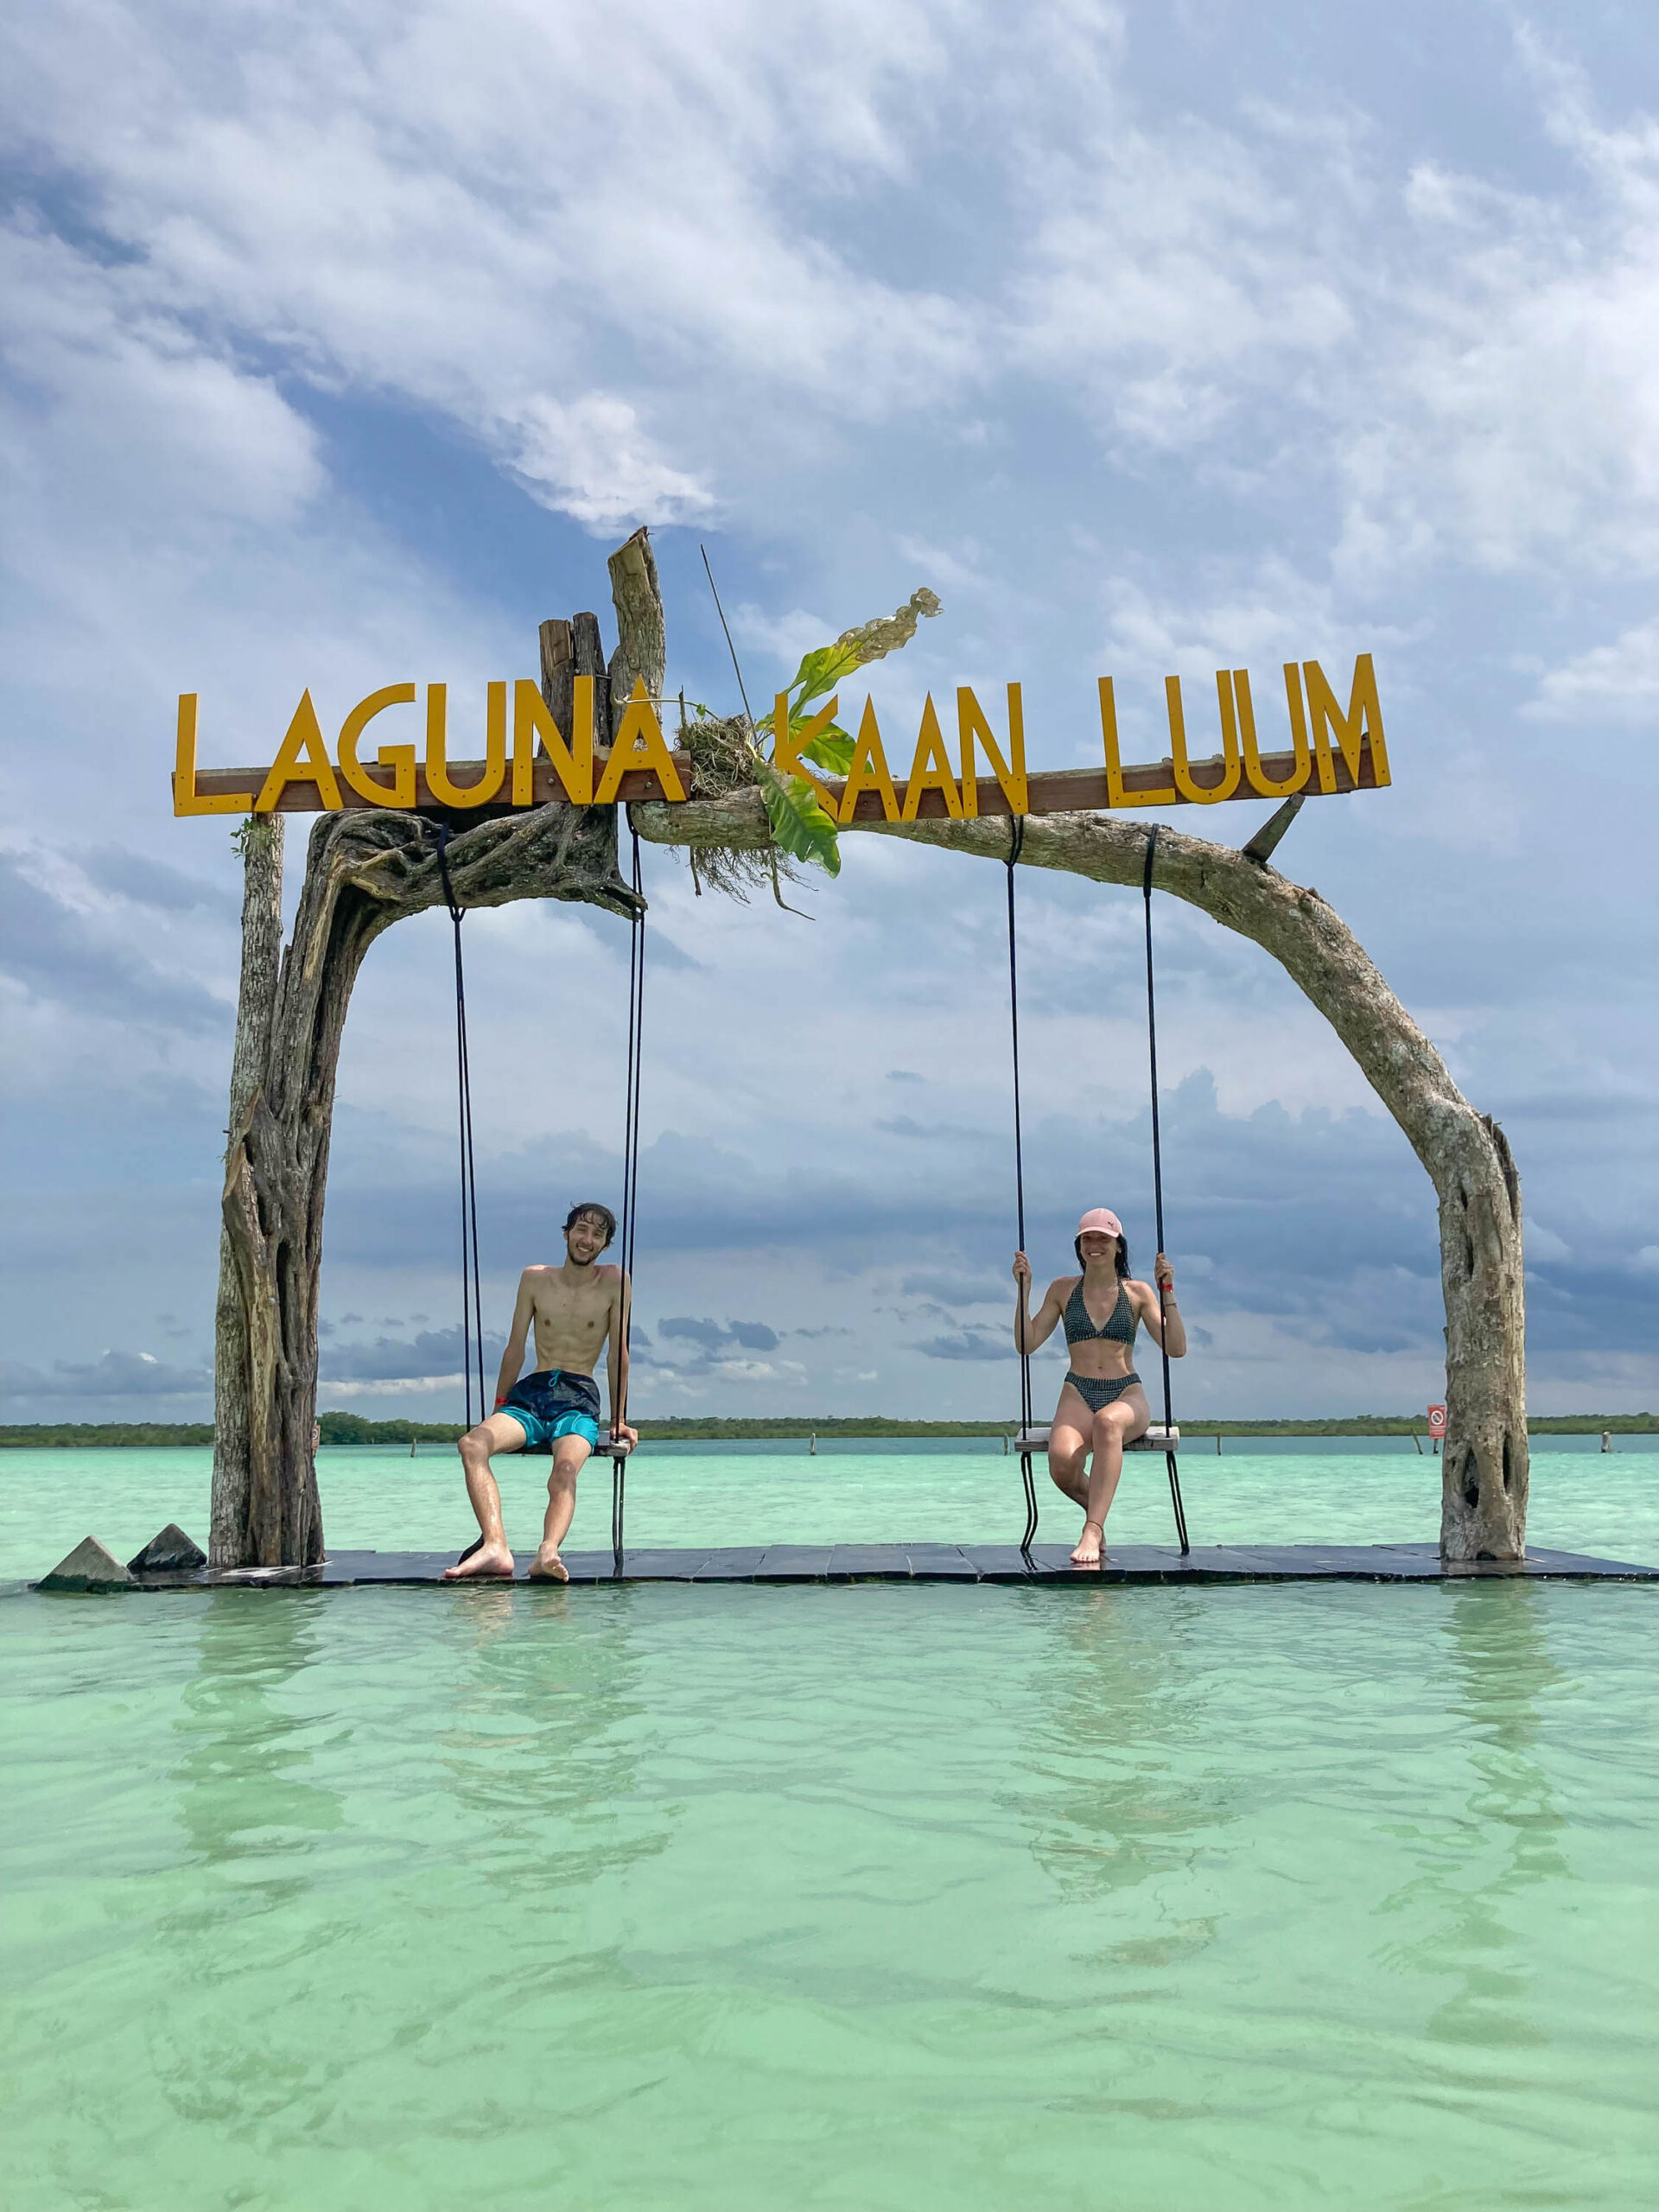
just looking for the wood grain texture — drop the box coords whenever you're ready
[606,527,666,736]
[210,817,286,1568]
[538,617,574,738]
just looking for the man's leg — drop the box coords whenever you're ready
[443,1412,531,1579]
[530,1435,592,1582]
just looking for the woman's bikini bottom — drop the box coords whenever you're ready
[1063,1370,1142,1414]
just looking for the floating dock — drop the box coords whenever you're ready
[30,1541,1659,1591]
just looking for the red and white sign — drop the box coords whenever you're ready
[1427,1403,1447,1440]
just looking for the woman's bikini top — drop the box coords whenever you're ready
[1063,1275,1138,1348]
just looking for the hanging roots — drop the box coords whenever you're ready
[676,710,807,905]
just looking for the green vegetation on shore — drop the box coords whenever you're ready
[0,1422,219,1448]
[3,1410,1657,1447]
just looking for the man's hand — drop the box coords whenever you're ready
[611,1420,639,1451]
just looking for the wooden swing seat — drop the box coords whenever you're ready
[1016,1424,1180,1454]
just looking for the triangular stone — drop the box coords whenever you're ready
[39,1536,133,1592]
[127,1523,207,1573]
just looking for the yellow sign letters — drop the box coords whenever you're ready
[174,658,1386,818]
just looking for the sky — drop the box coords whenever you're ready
[3,0,1658,1427]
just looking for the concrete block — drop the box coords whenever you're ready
[127,1524,207,1573]
[39,1537,133,1592]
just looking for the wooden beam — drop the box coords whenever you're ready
[184,737,1383,817]
[186,753,696,811]
[832,739,1384,820]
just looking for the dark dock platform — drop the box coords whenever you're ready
[43,1541,1659,1590]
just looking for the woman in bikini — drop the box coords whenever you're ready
[1012,1207,1185,1565]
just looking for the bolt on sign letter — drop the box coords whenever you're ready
[174,658,1389,820]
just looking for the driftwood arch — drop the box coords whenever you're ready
[633,791,1526,1563]
[211,539,1525,1569]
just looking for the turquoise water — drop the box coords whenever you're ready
[5,1449,1658,2209]
[8,1438,1659,1577]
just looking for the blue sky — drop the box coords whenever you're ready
[3,0,1658,1425]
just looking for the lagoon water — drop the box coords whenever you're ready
[5,1444,1657,2209]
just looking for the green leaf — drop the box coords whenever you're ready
[787,641,864,707]
[757,760,842,877]
[799,728,855,775]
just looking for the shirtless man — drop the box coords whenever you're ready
[443,1202,638,1583]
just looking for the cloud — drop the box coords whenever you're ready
[658,1315,780,1354]
[900,1271,1004,1306]
[1,1347,211,1402]
[0,851,228,1033]
[0,0,981,559]
[321,1376,465,1399]
[81,847,238,916]
[1525,618,1659,722]
[321,1326,469,1382]
[911,1327,1011,1364]
[503,392,713,531]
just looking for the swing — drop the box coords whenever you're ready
[1006,820,1189,1556]
[435,823,643,1573]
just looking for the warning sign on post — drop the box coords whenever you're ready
[1427,1403,1447,1440]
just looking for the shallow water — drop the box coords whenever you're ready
[7,1437,1659,1579]
[5,1449,1658,2209]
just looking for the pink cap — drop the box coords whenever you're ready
[1077,1208,1123,1239]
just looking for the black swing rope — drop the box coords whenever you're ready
[613,823,646,1567]
[1006,816,1039,1553]
[433,826,488,1434]
[1143,825,1191,1555]
[1006,817,1192,1556]
[439,817,647,1570]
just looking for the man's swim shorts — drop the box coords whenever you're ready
[498,1369,602,1452]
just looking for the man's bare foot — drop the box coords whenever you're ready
[1071,1520,1107,1567]
[528,1547,569,1583]
[443,1541,514,1580]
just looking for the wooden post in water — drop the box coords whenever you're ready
[207,538,662,1567]
[210,816,285,1569]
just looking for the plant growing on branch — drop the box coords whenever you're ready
[696,587,941,882]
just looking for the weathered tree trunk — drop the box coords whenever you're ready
[211,540,665,1568]
[631,792,1529,1560]
[215,803,639,1567]
[605,526,666,730]
[210,817,285,1567]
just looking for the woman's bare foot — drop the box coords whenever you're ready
[443,1541,514,1580]
[1071,1519,1106,1567]
[528,1546,569,1583]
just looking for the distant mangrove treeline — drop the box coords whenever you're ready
[3,1410,1657,1447]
